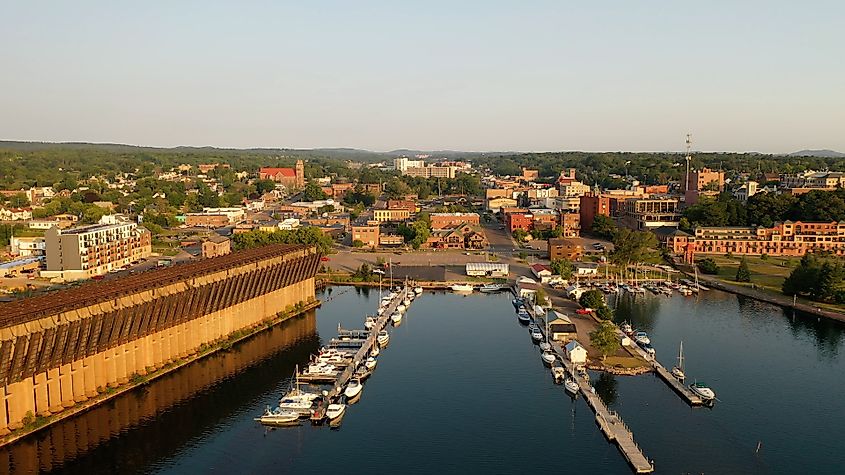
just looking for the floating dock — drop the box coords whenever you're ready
[622,336,704,406]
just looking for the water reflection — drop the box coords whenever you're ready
[613,294,661,332]
[0,311,318,474]
[593,372,619,406]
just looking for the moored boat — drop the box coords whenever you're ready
[564,378,579,395]
[364,356,378,371]
[391,312,403,325]
[450,283,474,293]
[377,330,390,347]
[414,286,423,295]
[255,406,300,426]
[479,283,505,293]
[344,378,363,402]
[541,350,556,365]
[530,327,544,342]
[689,381,716,401]
[633,331,651,345]
[517,309,531,325]
[671,341,686,381]
[326,403,346,421]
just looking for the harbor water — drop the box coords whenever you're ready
[2,286,844,474]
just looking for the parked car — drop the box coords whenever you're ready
[320,256,330,262]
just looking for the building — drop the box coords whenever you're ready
[619,198,681,230]
[686,167,725,205]
[186,207,245,225]
[393,157,425,172]
[548,238,583,261]
[201,234,231,258]
[734,181,759,202]
[549,311,577,341]
[692,221,845,257]
[387,200,417,213]
[198,163,229,174]
[352,223,380,248]
[530,209,559,229]
[504,210,533,233]
[404,164,458,179]
[560,212,581,237]
[42,215,152,281]
[530,263,553,283]
[185,213,231,228]
[781,171,845,189]
[653,226,695,264]
[465,262,509,277]
[378,234,404,247]
[427,224,488,250]
[579,193,610,232]
[0,207,33,221]
[521,168,539,181]
[573,262,599,276]
[486,197,518,213]
[430,212,480,230]
[259,160,305,188]
[278,218,300,230]
[374,208,411,223]
[9,236,46,257]
[564,340,588,364]
[559,180,591,199]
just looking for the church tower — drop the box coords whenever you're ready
[295,160,305,188]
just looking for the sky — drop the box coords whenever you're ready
[1,1,844,153]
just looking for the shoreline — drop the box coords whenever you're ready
[0,299,322,449]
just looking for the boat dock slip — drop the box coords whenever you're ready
[622,334,704,406]
[336,326,371,339]
[326,286,413,399]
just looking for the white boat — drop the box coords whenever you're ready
[391,312,403,325]
[364,316,376,330]
[403,298,411,306]
[539,341,551,352]
[541,350,556,365]
[620,321,633,334]
[278,397,314,415]
[377,330,390,347]
[450,284,474,293]
[564,378,579,395]
[479,283,505,293]
[370,345,380,357]
[414,286,423,295]
[671,341,686,381]
[303,362,338,378]
[689,381,716,401]
[633,331,650,345]
[365,356,378,371]
[344,379,363,401]
[539,317,553,353]
[326,403,346,421]
[255,406,300,426]
[396,304,406,313]
[530,327,544,342]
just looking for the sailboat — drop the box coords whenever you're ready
[539,317,552,351]
[671,341,686,381]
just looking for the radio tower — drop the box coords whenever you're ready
[684,133,692,193]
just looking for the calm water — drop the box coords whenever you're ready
[2,286,844,474]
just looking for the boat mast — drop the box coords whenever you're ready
[678,341,684,372]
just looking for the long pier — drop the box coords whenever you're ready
[326,286,412,399]
[528,306,654,474]
[621,334,704,406]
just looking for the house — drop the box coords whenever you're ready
[516,277,539,302]
[0,207,33,221]
[530,263,554,283]
[466,262,509,277]
[573,262,599,276]
[565,285,586,300]
[201,234,231,258]
[564,340,588,365]
[548,311,577,341]
[548,238,583,261]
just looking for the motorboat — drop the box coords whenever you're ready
[354,364,373,381]
[278,397,315,415]
[364,316,376,330]
[364,356,378,371]
[255,406,300,426]
[551,366,566,384]
[642,343,656,357]
[530,327,544,342]
[403,298,411,306]
[450,284,474,293]
[517,310,531,325]
[620,321,633,334]
[512,298,524,309]
[689,382,716,401]
[633,331,651,345]
[539,341,551,352]
[344,379,363,401]
[391,312,403,325]
[414,286,423,295]
[396,304,406,313]
[377,330,390,347]
[541,350,556,365]
[671,341,686,381]
[479,283,505,293]
[326,403,346,421]
[303,362,338,379]
[564,378,579,396]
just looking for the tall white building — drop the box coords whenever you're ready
[393,157,425,172]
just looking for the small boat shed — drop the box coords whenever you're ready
[549,311,577,341]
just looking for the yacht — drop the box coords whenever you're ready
[278,397,315,415]
[633,331,651,345]
[364,316,376,330]
[403,297,411,306]
[354,364,373,381]
[414,286,423,295]
[512,298,524,309]
[391,312,403,325]
[396,304,406,313]
[377,330,390,347]
[364,356,378,371]
[642,343,656,357]
[326,403,346,421]
[479,283,505,293]
[689,381,716,401]
[255,406,300,426]
[564,378,579,396]
[671,341,686,381]
[344,379,363,401]
[370,345,380,357]
[530,327,544,342]
[541,350,556,365]
[450,284,474,293]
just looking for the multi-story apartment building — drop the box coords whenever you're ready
[548,238,583,261]
[781,171,845,189]
[560,212,581,238]
[430,212,480,230]
[692,221,845,257]
[619,198,681,230]
[9,236,46,257]
[373,208,411,222]
[351,223,380,248]
[42,215,152,281]
[404,164,458,179]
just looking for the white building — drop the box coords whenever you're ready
[573,262,599,276]
[530,263,554,283]
[734,181,759,202]
[278,218,300,230]
[0,208,33,221]
[393,157,425,172]
[200,207,246,223]
[564,340,588,365]
[465,262,509,277]
[10,236,46,257]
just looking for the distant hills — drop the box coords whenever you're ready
[788,149,845,158]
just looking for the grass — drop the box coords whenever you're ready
[604,355,647,369]
[705,255,798,292]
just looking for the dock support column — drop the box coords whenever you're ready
[33,372,51,417]
[47,367,64,413]
[5,378,35,430]
[0,387,10,436]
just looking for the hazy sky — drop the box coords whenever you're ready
[2,1,843,153]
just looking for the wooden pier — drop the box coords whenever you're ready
[622,335,704,406]
[525,303,654,474]
[326,286,413,399]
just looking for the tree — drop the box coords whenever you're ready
[610,228,658,267]
[384,177,413,199]
[255,179,277,195]
[579,289,605,309]
[535,288,549,307]
[352,239,365,248]
[512,229,529,242]
[697,258,719,275]
[589,321,620,362]
[591,215,616,239]
[302,182,327,201]
[8,193,29,208]
[735,256,751,282]
[550,259,574,279]
[595,305,614,320]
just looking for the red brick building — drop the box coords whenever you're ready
[259,160,305,188]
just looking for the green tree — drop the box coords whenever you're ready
[697,258,720,275]
[595,305,614,320]
[535,287,549,306]
[735,256,752,282]
[591,214,616,239]
[579,289,605,309]
[550,259,574,279]
[352,239,365,248]
[8,193,29,208]
[610,228,658,267]
[384,177,413,199]
[302,182,327,201]
[512,228,529,242]
[589,321,620,362]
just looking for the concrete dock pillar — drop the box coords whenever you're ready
[33,372,51,416]
[47,367,64,413]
